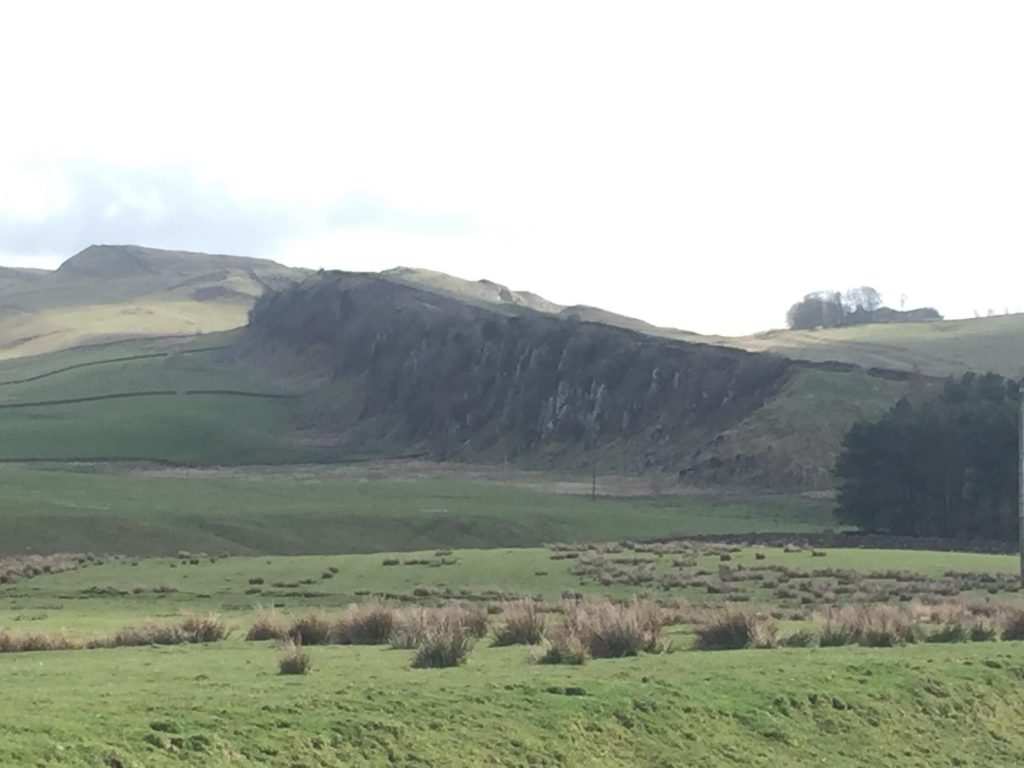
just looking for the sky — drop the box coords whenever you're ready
[0,2,1021,335]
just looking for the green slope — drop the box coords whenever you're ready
[0,335,309,464]
[715,314,1024,379]
[0,244,307,359]
[0,463,831,555]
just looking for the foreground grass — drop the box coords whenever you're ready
[5,545,1024,765]
[1,639,1024,766]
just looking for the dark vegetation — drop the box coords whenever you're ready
[836,372,1020,540]
[787,286,941,330]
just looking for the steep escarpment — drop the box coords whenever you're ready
[244,273,794,477]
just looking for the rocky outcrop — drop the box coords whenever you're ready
[244,272,793,474]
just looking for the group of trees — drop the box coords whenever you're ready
[786,286,941,330]
[835,372,1020,541]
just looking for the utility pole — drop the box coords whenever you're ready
[1019,394,1024,584]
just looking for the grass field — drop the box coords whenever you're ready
[0,335,314,465]
[0,463,832,556]
[3,544,1024,766]
[8,251,1024,765]
[3,543,1021,632]
[3,637,1024,767]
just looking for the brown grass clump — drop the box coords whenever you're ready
[1001,609,1024,641]
[389,607,432,649]
[246,609,291,641]
[694,608,778,651]
[110,623,187,647]
[1,613,231,654]
[110,614,230,647]
[277,640,312,675]
[411,614,474,669]
[180,613,230,643]
[533,624,589,665]
[852,606,918,647]
[816,605,918,648]
[0,630,82,653]
[390,604,490,650]
[331,602,396,645]
[780,629,818,648]
[566,600,663,658]
[289,612,333,646]
[492,600,546,646]
[452,603,490,639]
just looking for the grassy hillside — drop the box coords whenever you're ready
[379,266,1024,380]
[0,288,913,491]
[708,314,1024,379]
[0,256,948,493]
[0,245,307,359]
[689,367,917,488]
[0,335,310,465]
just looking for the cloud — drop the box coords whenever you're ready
[0,1,1020,333]
[0,160,472,267]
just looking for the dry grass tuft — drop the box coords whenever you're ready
[565,599,663,658]
[815,605,918,648]
[0,629,82,653]
[694,608,778,651]
[1001,609,1024,641]
[389,607,432,649]
[246,609,291,641]
[331,601,396,645]
[492,600,546,646]
[533,624,589,665]
[180,613,230,643]
[289,612,333,646]
[411,614,474,669]
[278,640,312,675]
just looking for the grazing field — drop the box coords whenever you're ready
[3,542,1020,633]
[0,335,313,465]
[0,463,832,556]
[3,544,1024,766]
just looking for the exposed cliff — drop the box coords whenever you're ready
[244,272,797,477]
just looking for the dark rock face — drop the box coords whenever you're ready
[245,273,793,474]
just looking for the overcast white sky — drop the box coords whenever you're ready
[0,2,1021,334]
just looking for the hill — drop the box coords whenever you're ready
[717,314,1024,379]
[238,271,914,488]
[380,265,1024,379]
[0,244,308,359]
[0,268,917,490]
[0,246,953,490]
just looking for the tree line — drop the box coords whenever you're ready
[835,372,1020,541]
[787,287,942,330]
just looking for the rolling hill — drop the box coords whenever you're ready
[380,265,1024,379]
[1,243,1017,494]
[0,244,308,359]
[714,314,1024,380]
